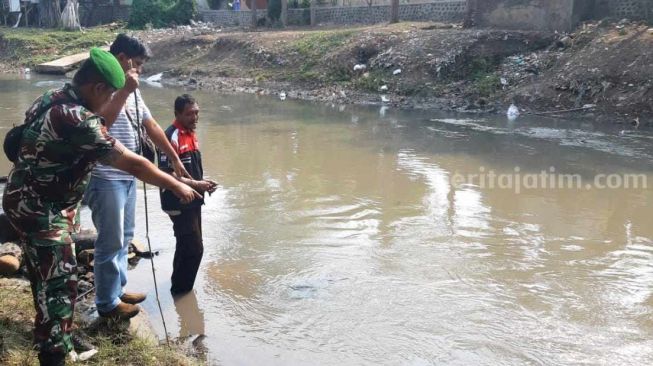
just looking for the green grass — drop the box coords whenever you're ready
[289,30,355,60]
[284,30,355,83]
[350,70,388,92]
[0,283,200,366]
[0,27,123,67]
[472,74,501,97]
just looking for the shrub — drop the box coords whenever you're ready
[268,0,282,22]
[129,0,198,29]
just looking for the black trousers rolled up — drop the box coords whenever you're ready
[169,206,204,295]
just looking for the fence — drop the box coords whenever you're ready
[200,0,466,26]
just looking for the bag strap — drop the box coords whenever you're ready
[24,98,74,129]
[134,91,142,154]
[123,92,145,155]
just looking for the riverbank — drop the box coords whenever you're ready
[1,19,651,124]
[0,276,201,365]
[0,224,203,364]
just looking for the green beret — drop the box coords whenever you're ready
[89,48,125,89]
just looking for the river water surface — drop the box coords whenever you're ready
[1,75,652,365]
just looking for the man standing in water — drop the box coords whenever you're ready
[159,94,217,295]
[2,49,199,366]
[85,34,191,320]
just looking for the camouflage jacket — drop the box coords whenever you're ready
[2,83,120,244]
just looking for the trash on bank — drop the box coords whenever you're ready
[507,104,520,120]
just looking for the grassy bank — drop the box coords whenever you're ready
[0,279,200,366]
[0,26,123,69]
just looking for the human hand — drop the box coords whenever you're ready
[205,179,218,194]
[171,157,191,179]
[124,68,140,93]
[173,182,202,204]
[193,180,216,194]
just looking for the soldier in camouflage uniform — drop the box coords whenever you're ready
[2,49,199,366]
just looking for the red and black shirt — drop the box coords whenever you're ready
[158,120,204,213]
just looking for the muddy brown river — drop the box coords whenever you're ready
[1,75,652,365]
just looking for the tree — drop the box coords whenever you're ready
[61,0,82,31]
[390,0,398,23]
[268,0,282,22]
[310,0,316,26]
[251,0,257,28]
[39,0,62,28]
[281,0,287,26]
[463,0,478,28]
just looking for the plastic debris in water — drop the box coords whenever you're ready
[353,64,367,71]
[279,91,287,100]
[146,72,163,83]
[393,69,402,75]
[500,77,508,86]
[143,73,164,88]
[507,104,520,120]
[379,105,389,117]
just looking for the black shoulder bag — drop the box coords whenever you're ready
[124,92,156,163]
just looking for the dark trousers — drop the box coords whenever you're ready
[169,206,204,294]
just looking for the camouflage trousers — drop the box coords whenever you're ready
[22,238,78,355]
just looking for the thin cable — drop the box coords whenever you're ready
[142,181,170,346]
[135,91,170,346]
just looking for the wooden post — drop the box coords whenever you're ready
[281,0,288,27]
[390,0,398,24]
[310,0,316,27]
[39,0,62,28]
[463,0,478,28]
[251,0,257,29]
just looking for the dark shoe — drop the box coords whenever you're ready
[38,351,65,366]
[70,332,99,361]
[98,302,140,320]
[69,331,98,362]
[120,292,147,304]
[72,332,95,353]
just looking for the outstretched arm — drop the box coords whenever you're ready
[103,148,200,203]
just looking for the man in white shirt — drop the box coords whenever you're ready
[85,34,190,319]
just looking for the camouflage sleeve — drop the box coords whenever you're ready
[72,115,119,162]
